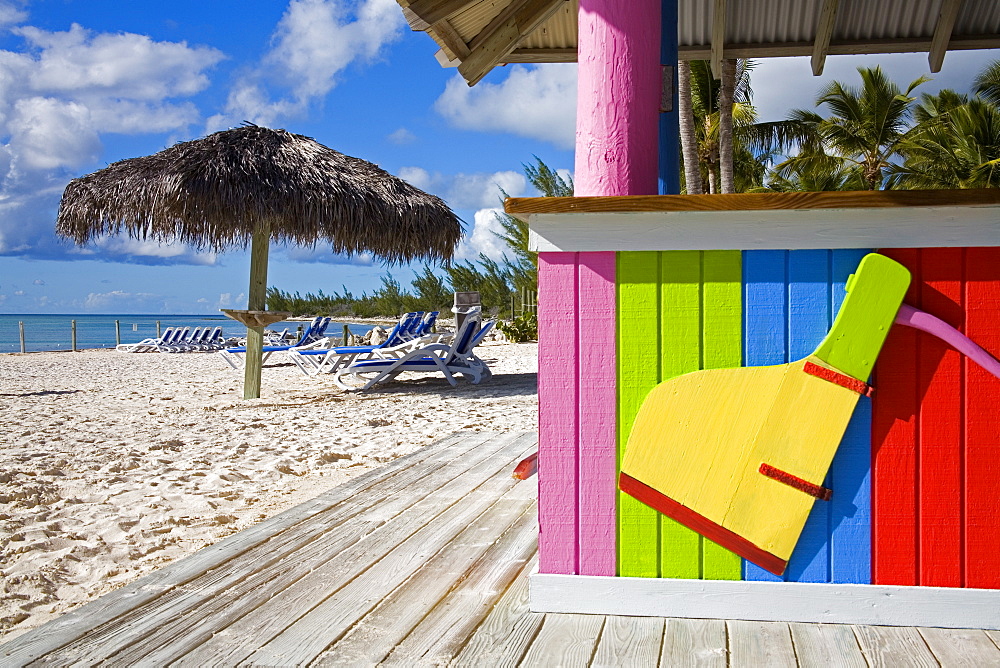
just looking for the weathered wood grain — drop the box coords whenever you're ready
[314,485,538,666]
[727,619,797,667]
[919,627,1000,664]
[450,556,544,668]
[517,613,606,667]
[241,437,536,666]
[853,625,938,667]
[660,618,728,667]
[377,489,538,665]
[590,615,664,667]
[789,622,866,667]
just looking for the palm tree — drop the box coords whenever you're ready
[678,61,703,194]
[973,59,1000,106]
[890,91,1000,189]
[778,66,930,190]
[718,59,737,193]
[681,59,775,193]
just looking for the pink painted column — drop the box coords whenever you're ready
[537,0,661,576]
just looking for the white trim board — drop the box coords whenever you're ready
[526,205,1000,252]
[529,572,1000,630]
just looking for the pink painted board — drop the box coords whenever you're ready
[537,251,580,574]
[577,251,617,576]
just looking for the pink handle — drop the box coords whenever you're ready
[894,303,1000,381]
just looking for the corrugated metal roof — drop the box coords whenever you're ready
[398,0,1000,84]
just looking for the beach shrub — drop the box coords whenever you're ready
[498,313,537,342]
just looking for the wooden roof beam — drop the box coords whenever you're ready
[810,0,840,76]
[929,0,963,73]
[711,0,727,77]
[400,0,470,27]
[459,0,567,86]
[430,19,471,61]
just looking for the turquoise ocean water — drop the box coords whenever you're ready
[0,314,372,353]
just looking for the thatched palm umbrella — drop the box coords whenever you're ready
[57,125,462,398]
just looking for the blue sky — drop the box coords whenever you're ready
[0,0,995,314]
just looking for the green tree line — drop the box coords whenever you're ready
[265,159,568,319]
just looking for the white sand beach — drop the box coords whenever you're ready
[0,341,537,643]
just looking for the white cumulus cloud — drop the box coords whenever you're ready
[0,19,224,263]
[209,0,403,128]
[398,167,527,210]
[435,64,577,150]
[83,290,160,311]
[453,208,509,263]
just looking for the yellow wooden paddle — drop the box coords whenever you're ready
[619,253,911,575]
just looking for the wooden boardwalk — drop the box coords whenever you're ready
[3,430,1000,666]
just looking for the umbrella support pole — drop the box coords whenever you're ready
[244,221,271,400]
[244,326,265,400]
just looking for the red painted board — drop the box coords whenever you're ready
[918,248,964,588]
[965,247,1000,589]
[872,248,920,586]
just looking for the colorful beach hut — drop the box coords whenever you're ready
[399,0,1000,628]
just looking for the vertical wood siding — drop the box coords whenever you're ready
[537,251,617,576]
[618,250,742,579]
[874,248,1000,588]
[742,249,873,584]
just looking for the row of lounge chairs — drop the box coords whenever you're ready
[218,316,333,369]
[218,310,494,391]
[116,326,226,353]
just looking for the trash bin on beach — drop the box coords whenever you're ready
[453,291,480,334]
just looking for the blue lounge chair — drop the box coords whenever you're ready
[287,311,426,376]
[116,327,176,353]
[218,317,331,369]
[332,312,494,391]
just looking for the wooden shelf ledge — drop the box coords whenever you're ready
[221,309,292,329]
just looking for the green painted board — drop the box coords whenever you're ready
[618,251,661,578]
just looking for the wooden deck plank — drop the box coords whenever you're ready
[659,618,728,667]
[0,430,485,665]
[591,615,665,667]
[450,555,544,668]
[313,482,538,666]
[727,620,797,667]
[788,623,867,667]
[376,486,539,666]
[241,434,537,666]
[518,613,606,667]
[52,431,521,665]
[853,625,938,667]
[919,627,1000,664]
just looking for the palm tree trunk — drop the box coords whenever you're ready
[718,59,736,193]
[678,61,703,194]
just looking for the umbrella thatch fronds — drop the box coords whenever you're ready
[56,125,462,263]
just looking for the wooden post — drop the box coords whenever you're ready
[115,319,121,346]
[243,220,271,400]
[156,320,162,337]
[575,0,661,196]
[342,324,350,346]
[71,319,77,351]
[19,321,25,353]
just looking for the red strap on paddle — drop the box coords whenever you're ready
[803,361,874,397]
[759,463,833,501]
